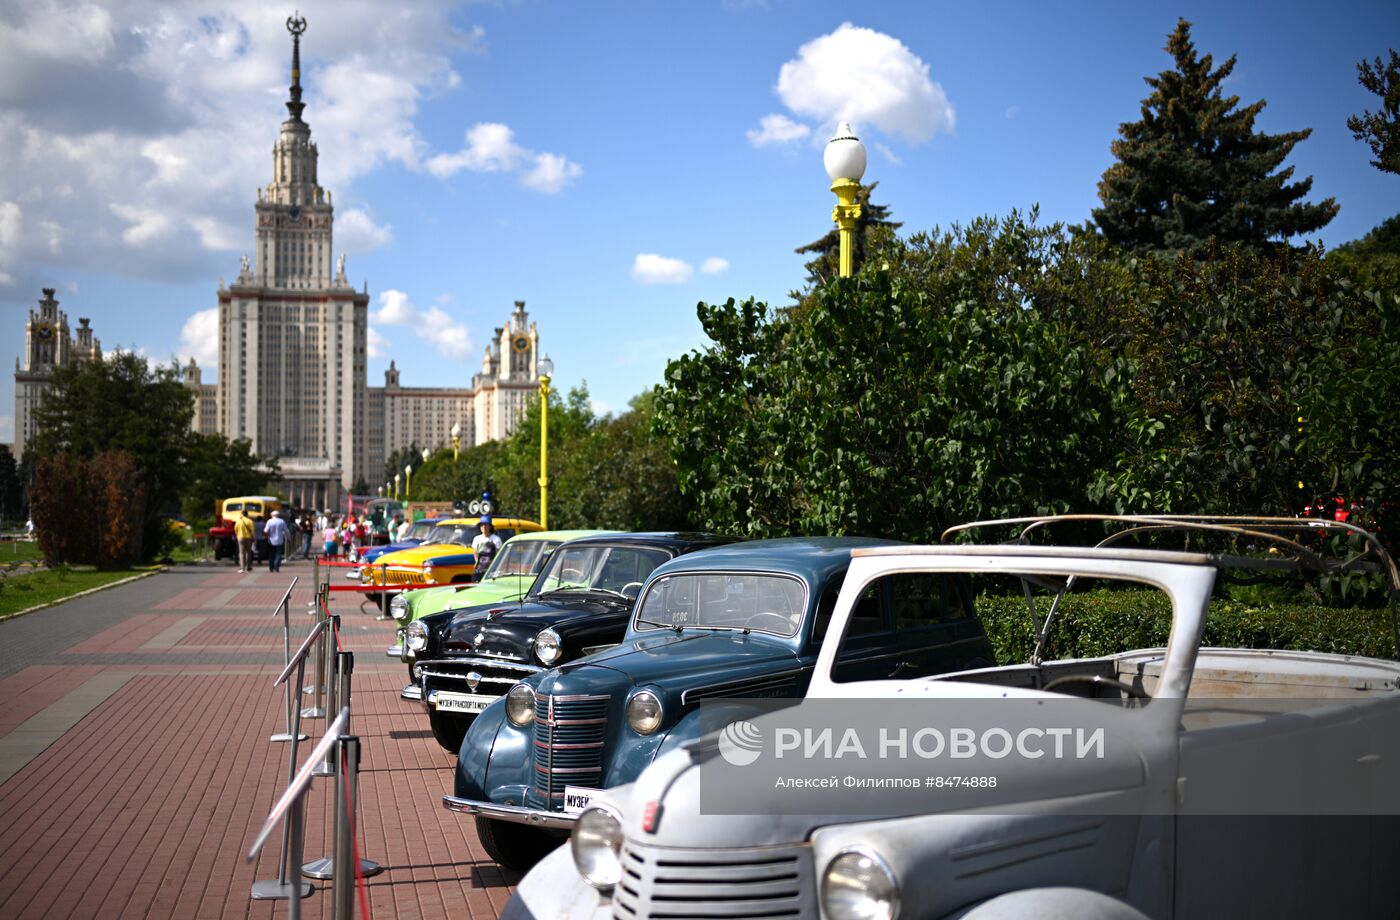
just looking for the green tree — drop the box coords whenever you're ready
[383,443,423,494]
[1348,49,1400,175]
[1093,19,1337,256]
[656,216,1131,540]
[0,445,22,524]
[1329,213,1400,291]
[794,181,902,290]
[181,434,278,525]
[29,353,194,562]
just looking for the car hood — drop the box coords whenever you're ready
[540,631,801,696]
[377,542,473,567]
[443,596,631,658]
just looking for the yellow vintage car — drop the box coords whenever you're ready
[361,516,543,587]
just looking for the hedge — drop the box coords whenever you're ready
[978,589,1398,665]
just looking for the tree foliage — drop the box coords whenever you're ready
[28,352,274,562]
[1093,19,1337,256]
[408,386,692,532]
[656,215,1132,540]
[30,450,145,568]
[656,211,1399,546]
[0,445,23,524]
[1348,49,1400,175]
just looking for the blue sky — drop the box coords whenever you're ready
[2,0,1397,442]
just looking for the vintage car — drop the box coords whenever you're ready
[504,515,1400,920]
[390,529,618,699]
[412,532,738,752]
[444,536,998,869]
[208,495,283,561]
[361,515,542,587]
[354,517,442,573]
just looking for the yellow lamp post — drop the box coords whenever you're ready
[537,354,554,528]
[404,463,412,501]
[393,473,400,499]
[824,122,867,278]
[451,421,462,462]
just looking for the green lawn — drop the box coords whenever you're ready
[0,567,149,618]
[0,540,45,565]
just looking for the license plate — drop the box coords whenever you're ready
[563,786,603,815]
[433,691,495,713]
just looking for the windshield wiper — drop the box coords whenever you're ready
[634,616,684,632]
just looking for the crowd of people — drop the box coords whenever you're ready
[231,508,402,572]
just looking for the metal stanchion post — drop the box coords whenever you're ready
[313,620,341,777]
[378,563,390,620]
[309,556,320,608]
[270,578,304,743]
[252,620,323,901]
[302,594,327,719]
[305,655,382,885]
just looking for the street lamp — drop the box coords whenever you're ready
[393,473,400,500]
[537,354,554,528]
[422,447,431,463]
[824,122,867,278]
[404,463,412,501]
[377,486,383,497]
[451,421,462,462]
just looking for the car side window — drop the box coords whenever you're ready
[890,572,967,629]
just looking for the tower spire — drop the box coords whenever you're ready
[285,12,307,122]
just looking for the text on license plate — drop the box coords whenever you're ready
[433,691,495,713]
[563,786,603,815]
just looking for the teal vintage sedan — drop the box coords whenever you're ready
[444,536,998,869]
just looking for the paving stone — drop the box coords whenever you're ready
[0,557,522,918]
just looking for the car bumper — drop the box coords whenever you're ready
[441,795,578,829]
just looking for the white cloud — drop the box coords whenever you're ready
[590,398,613,418]
[366,325,389,359]
[0,272,14,287]
[178,307,220,367]
[699,257,730,274]
[427,122,581,194]
[522,152,583,193]
[0,202,20,247]
[873,142,902,165]
[772,22,954,144]
[0,1,479,299]
[336,207,393,254]
[631,253,694,285]
[370,289,472,359]
[746,113,810,147]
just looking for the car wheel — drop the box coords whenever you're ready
[474,816,561,871]
[428,709,471,753]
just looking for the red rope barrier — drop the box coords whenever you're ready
[317,559,364,568]
[325,583,442,593]
[343,748,375,920]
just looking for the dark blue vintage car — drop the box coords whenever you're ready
[413,532,740,752]
[444,536,997,868]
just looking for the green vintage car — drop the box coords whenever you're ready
[389,529,616,699]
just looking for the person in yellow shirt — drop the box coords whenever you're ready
[234,512,255,573]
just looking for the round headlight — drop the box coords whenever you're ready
[626,689,663,735]
[404,620,428,652]
[423,563,435,581]
[390,593,409,618]
[533,628,562,665]
[571,805,623,890]
[821,848,900,920]
[505,682,536,727]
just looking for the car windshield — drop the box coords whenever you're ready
[225,502,243,513]
[535,544,671,597]
[634,573,807,636]
[484,539,562,580]
[245,502,262,515]
[424,524,472,547]
[409,520,435,540]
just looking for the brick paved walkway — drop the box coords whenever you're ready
[0,558,519,918]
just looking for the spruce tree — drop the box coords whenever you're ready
[1093,19,1337,255]
[795,181,902,287]
[1347,49,1400,175]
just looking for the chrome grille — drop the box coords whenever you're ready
[530,693,608,808]
[385,569,425,585]
[613,842,814,919]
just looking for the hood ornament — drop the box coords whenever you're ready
[466,671,482,692]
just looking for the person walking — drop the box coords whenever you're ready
[234,511,255,573]
[298,513,314,559]
[253,515,268,568]
[265,509,291,573]
[322,519,338,559]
